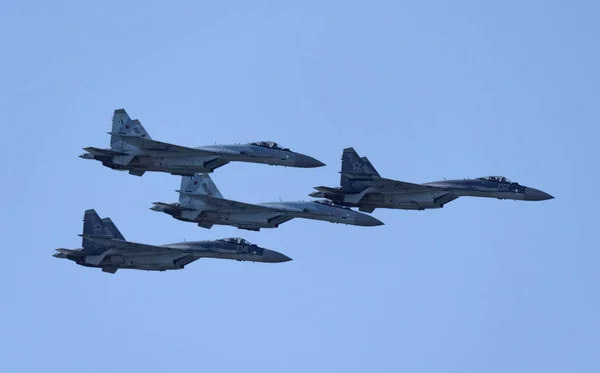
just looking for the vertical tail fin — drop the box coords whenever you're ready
[82,210,125,253]
[177,174,220,220]
[110,109,132,149]
[340,148,380,189]
[81,209,110,253]
[110,109,152,151]
[360,156,380,177]
[179,173,224,203]
[101,217,125,240]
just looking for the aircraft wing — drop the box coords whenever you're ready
[109,133,224,157]
[79,235,176,254]
[341,172,445,192]
[177,192,281,213]
[370,176,446,191]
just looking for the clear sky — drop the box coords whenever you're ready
[1,1,598,372]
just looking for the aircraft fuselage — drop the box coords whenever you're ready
[57,241,289,272]
[82,143,324,176]
[313,178,552,211]
[154,201,382,231]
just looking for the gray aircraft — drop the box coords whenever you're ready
[150,173,384,230]
[53,209,292,274]
[309,147,554,212]
[80,109,325,176]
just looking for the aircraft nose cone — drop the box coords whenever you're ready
[262,249,293,263]
[525,187,554,201]
[355,213,384,227]
[294,154,326,168]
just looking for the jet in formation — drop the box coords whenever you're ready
[53,209,292,274]
[150,173,384,231]
[80,109,325,177]
[309,147,554,212]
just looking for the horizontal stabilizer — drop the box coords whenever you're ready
[151,202,194,210]
[150,202,199,218]
[83,147,128,156]
[313,186,344,194]
[54,248,84,257]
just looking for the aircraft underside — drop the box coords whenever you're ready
[353,192,459,210]
[173,211,285,231]
[77,253,187,271]
[452,190,527,200]
[98,150,302,175]
[76,250,267,272]
[185,210,348,230]
[102,155,230,175]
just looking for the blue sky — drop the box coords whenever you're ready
[1,1,598,372]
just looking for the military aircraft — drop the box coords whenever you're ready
[80,109,325,176]
[53,209,292,274]
[309,147,554,212]
[150,173,384,231]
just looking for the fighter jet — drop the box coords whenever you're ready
[150,173,384,231]
[80,109,325,176]
[309,147,554,212]
[53,209,292,274]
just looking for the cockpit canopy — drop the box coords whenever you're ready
[250,141,290,151]
[478,176,513,183]
[219,237,253,245]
